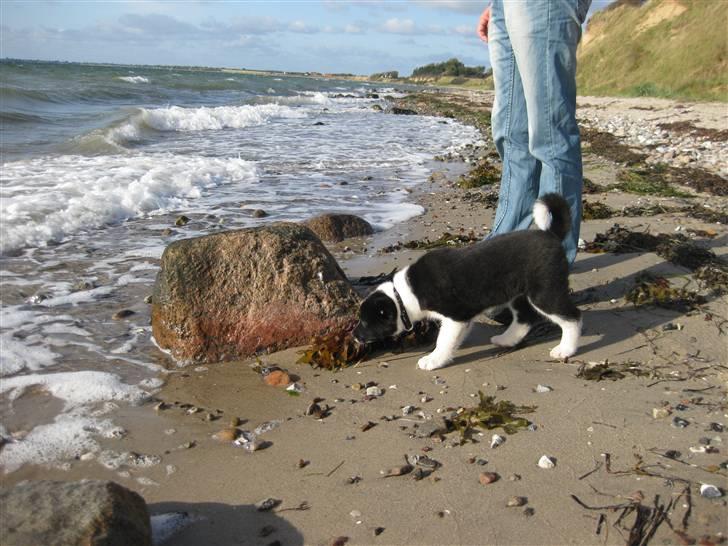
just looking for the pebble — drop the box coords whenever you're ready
[382,464,413,477]
[212,428,239,442]
[79,452,95,461]
[175,215,190,226]
[252,209,268,218]
[699,484,723,498]
[672,416,690,428]
[402,405,415,416]
[112,309,135,320]
[523,507,535,517]
[229,417,241,427]
[366,386,383,397]
[154,401,167,412]
[264,370,291,387]
[508,474,521,481]
[538,455,556,469]
[506,496,527,507]
[490,434,505,449]
[255,498,281,511]
[652,407,671,419]
[534,384,553,393]
[479,472,499,485]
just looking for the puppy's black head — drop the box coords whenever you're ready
[352,289,399,343]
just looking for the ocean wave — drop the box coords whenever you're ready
[0,153,258,254]
[117,75,150,84]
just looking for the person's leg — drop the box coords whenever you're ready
[488,0,541,239]
[502,0,590,264]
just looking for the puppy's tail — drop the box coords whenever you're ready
[533,193,571,241]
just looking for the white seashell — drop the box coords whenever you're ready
[535,384,552,393]
[490,434,505,449]
[700,484,723,498]
[366,386,383,397]
[538,455,556,469]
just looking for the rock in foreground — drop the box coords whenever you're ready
[152,223,359,363]
[303,214,374,243]
[0,480,151,546]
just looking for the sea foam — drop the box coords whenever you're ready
[0,153,257,253]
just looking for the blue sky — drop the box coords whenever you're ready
[1,0,613,75]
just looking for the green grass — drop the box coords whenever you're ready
[577,0,728,102]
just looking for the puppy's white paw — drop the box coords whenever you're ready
[418,354,449,371]
[491,333,516,348]
[549,344,576,360]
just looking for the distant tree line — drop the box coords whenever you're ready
[370,71,399,80]
[411,58,487,78]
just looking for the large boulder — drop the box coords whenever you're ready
[152,223,359,363]
[303,214,374,243]
[0,480,151,546]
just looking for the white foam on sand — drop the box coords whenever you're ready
[0,371,153,473]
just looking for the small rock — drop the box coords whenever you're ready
[700,484,723,498]
[212,428,239,442]
[153,401,167,412]
[707,422,724,433]
[373,527,385,536]
[330,537,349,546]
[229,417,241,427]
[523,507,535,517]
[538,455,556,469]
[252,209,268,218]
[255,498,281,511]
[297,459,309,469]
[144,295,153,304]
[490,434,505,449]
[506,496,527,507]
[534,384,553,393]
[652,407,671,419]
[672,416,690,428]
[113,309,135,320]
[264,370,291,387]
[351,383,364,391]
[479,472,499,485]
[382,464,413,477]
[175,215,190,226]
[508,474,521,481]
[366,386,383,397]
[402,405,415,416]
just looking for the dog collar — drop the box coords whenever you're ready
[392,284,413,332]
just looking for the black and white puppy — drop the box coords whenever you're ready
[352,193,581,371]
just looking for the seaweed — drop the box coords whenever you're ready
[583,200,615,220]
[612,165,693,198]
[461,190,499,208]
[580,127,647,165]
[625,272,706,311]
[447,391,536,438]
[380,231,480,253]
[457,161,501,189]
[582,177,604,194]
[577,361,651,382]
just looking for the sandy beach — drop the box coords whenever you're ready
[2,89,727,546]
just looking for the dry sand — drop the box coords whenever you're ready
[3,91,727,546]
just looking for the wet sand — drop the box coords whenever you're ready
[3,91,727,545]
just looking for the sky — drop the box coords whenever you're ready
[1,0,613,76]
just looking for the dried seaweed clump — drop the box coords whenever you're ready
[447,392,535,438]
[580,127,646,165]
[381,231,480,253]
[297,327,365,370]
[625,272,706,311]
[576,361,651,382]
[612,166,693,198]
[582,200,615,220]
[695,264,728,294]
[458,161,501,189]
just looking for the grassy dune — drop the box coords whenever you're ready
[577,0,728,101]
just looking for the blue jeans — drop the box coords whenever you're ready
[488,0,591,264]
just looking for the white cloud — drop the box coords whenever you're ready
[382,17,416,34]
[288,20,319,33]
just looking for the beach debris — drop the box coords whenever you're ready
[402,405,415,416]
[175,215,190,226]
[699,484,723,498]
[297,328,365,370]
[185,406,201,415]
[672,416,690,429]
[506,496,527,507]
[576,361,649,381]
[381,231,480,253]
[490,434,505,449]
[582,200,615,220]
[457,160,500,189]
[361,421,377,432]
[625,272,705,311]
[305,401,330,419]
[707,422,725,433]
[407,454,441,471]
[255,498,281,512]
[212,428,239,443]
[254,420,282,435]
[264,370,292,387]
[447,392,535,439]
[652,407,671,419]
[538,455,556,469]
[366,386,383,398]
[534,384,553,393]
[479,472,499,485]
[286,383,304,396]
[233,431,267,452]
[382,464,413,478]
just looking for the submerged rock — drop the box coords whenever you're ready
[151,223,359,363]
[0,480,151,546]
[303,214,374,243]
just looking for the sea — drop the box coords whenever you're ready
[0,60,481,473]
